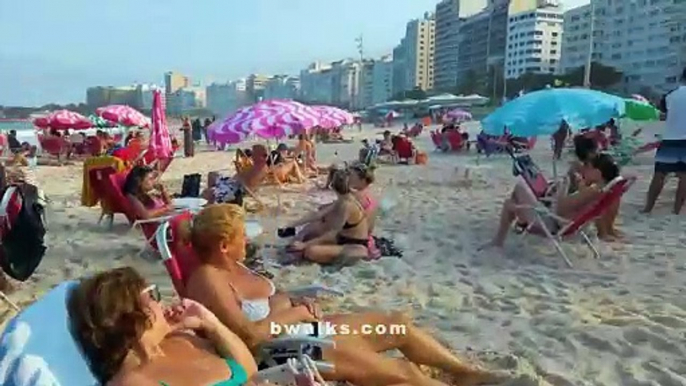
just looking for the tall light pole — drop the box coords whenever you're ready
[353,35,364,110]
[583,0,596,88]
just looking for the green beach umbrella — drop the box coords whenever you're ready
[88,114,113,128]
[623,99,660,121]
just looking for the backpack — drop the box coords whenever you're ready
[0,184,47,281]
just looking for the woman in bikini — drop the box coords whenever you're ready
[183,204,508,386]
[123,165,173,220]
[284,163,377,245]
[67,266,260,386]
[489,153,621,248]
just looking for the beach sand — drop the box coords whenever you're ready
[2,123,686,385]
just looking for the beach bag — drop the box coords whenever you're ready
[180,173,201,198]
[0,184,47,282]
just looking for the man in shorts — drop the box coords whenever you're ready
[643,67,686,214]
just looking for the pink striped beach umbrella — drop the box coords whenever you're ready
[312,105,355,129]
[32,110,92,130]
[443,109,472,123]
[96,105,151,128]
[148,90,173,159]
[208,99,321,145]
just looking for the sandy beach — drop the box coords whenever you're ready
[2,123,686,386]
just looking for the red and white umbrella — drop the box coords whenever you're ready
[96,105,151,127]
[148,90,172,159]
[33,110,92,130]
[208,99,321,145]
[443,109,472,123]
[311,105,355,129]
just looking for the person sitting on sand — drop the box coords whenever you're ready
[488,153,621,247]
[67,266,262,386]
[182,204,507,386]
[283,163,377,246]
[379,130,394,156]
[266,143,305,184]
[123,165,173,220]
[287,169,374,265]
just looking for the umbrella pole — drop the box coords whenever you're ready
[0,290,20,311]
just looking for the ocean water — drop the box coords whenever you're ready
[0,120,35,132]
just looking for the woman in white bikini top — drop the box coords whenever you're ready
[184,204,510,386]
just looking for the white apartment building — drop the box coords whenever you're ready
[505,7,564,79]
[371,55,394,105]
[205,79,249,118]
[299,60,363,109]
[263,75,300,100]
[560,4,597,74]
[392,14,436,94]
[562,0,686,94]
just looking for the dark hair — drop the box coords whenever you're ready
[590,153,619,183]
[331,170,352,195]
[67,267,151,383]
[573,136,598,162]
[243,149,253,158]
[122,165,154,196]
[350,163,375,185]
[681,67,686,81]
[383,130,391,137]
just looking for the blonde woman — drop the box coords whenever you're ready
[182,204,508,386]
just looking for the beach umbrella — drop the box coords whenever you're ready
[482,88,625,137]
[96,105,151,128]
[311,105,355,129]
[148,90,173,159]
[631,94,649,103]
[443,109,472,124]
[624,99,660,121]
[87,114,114,128]
[208,99,321,145]
[32,110,92,130]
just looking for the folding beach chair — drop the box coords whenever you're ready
[509,150,555,200]
[0,282,334,386]
[154,215,341,372]
[517,176,635,267]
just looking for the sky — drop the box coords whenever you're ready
[0,0,589,106]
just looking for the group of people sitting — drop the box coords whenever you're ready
[67,203,507,386]
[487,135,623,248]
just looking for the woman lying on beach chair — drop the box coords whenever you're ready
[67,267,261,386]
[181,204,507,386]
[488,153,622,248]
[123,165,174,220]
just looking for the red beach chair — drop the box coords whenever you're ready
[430,131,443,149]
[518,176,635,267]
[446,131,465,151]
[393,136,416,163]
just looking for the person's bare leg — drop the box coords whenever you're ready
[642,172,666,213]
[673,172,686,214]
[321,343,448,386]
[326,312,508,385]
[288,161,305,183]
[490,181,538,247]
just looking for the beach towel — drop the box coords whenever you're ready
[81,156,126,207]
[0,281,98,386]
[0,184,47,282]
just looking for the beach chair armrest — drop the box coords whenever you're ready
[254,361,334,384]
[286,285,344,298]
[132,214,176,227]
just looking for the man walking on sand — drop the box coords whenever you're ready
[643,67,686,214]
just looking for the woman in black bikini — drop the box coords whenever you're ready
[289,169,369,265]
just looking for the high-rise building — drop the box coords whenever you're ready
[505,6,564,79]
[263,75,301,100]
[371,55,394,105]
[164,72,190,95]
[561,0,686,94]
[456,1,509,91]
[299,61,336,105]
[246,74,271,103]
[560,4,596,75]
[298,60,363,109]
[391,14,436,93]
[86,85,144,110]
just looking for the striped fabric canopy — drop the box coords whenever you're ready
[96,105,150,128]
[311,105,355,129]
[208,99,321,145]
[33,110,92,130]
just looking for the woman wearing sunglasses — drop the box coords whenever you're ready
[67,266,258,386]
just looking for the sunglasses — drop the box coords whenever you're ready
[141,284,161,302]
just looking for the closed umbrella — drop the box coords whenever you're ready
[148,90,173,159]
[482,88,625,136]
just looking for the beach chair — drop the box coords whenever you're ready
[446,131,466,151]
[430,131,443,150]
[509,150,556,201]
[393,137,416,164]
[154,216,340,371]
[517,176,635,267]
[0,282,334,386]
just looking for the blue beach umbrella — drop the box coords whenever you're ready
[482,88,626,137]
